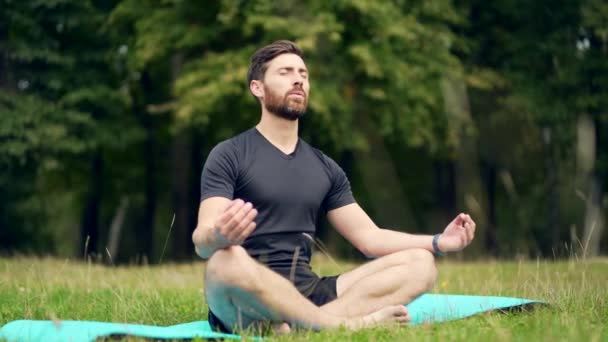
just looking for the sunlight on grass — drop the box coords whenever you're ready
[1,256,606,341]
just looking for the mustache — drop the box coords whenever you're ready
[286,88,306,98]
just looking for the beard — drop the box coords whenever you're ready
[263,85,308,121]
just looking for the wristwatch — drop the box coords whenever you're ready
[432,234,446,256]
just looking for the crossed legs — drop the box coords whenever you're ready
[324,248,437,317]
[204,246,436,332]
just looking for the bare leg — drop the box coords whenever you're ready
[322,248,437,317]
[204,246,409,332]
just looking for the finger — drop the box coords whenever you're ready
[458,213,466,224]
[218,199,243,220]
[464,222,471,244]
[244,207,258,225]
[451,213,465,227]
[232,207,257,237]
[217,199,245,231]
[469,218,477,234]
[461,233,468,247]
[463,215,476,234]
[462,214,473,225]
[465,216,476,239]
[225,202,253,239]
[230,201,253,225]
[236,221,257,243]
[462,213,473,227]
[465,222,474,242]
[219,199,240,219]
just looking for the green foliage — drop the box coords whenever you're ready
[110,0,464,151]
[1,0,606,258]
[1,0,132,158]
[0,93,90,167]
[0,0,138,252]
[459,0,608,255]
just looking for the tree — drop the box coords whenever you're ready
[461,0,607,256]
[0,0,136,257]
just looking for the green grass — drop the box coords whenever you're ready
[1,256,606,341]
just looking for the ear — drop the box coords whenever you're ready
[250,80,264,99]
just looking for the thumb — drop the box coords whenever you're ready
[451,213,465,226]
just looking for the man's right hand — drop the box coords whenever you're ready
[212,199,258,246]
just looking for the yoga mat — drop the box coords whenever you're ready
[0,320,242,342]
[0,294,544,341]
[406,293,543,325]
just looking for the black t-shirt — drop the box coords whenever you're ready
[200,128,354,290]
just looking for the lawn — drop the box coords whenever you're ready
[1,255,606,341]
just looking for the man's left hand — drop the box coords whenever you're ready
[437,213,476,253]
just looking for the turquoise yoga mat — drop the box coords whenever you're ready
[0,293,543,341]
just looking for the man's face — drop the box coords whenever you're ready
[258,53,310,121]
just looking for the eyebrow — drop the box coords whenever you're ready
[278,66,308,73]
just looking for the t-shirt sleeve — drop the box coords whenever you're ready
[200,141,238,202]
[322,155,355,211]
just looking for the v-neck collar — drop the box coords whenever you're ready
[254,127,300,160]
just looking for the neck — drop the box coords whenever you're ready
[256,109,299,154]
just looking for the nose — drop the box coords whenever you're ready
[292,74,305,87]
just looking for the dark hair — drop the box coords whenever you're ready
[247,40,304,85]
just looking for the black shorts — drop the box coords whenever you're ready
[208,274,338,334]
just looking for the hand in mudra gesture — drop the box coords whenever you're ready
[213,199,258,246]
[437,213,476,253]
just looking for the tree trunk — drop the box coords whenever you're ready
[169,53,195,261]
[583,176,604,257]
[482,162,499,255]
[141,111,156,261]
[170,129,193,260]
[434,161,456,215]
[80,151,103,258]
[0,22,9,90]
[428,160,456,240]
[352,114,416,230]
[0,46,7,89]
[106,196,129,264]
[441,75,488,256]
[132,70,157,263]
[577,114,605,257]
[542,126,560,255]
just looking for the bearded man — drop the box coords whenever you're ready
[192,40,477,334]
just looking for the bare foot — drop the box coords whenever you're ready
[271,322,291,335]
[346,305,410,330]
[248,320,292,335]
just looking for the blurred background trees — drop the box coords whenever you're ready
[1,0,606,262]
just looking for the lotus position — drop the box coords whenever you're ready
[192,40,476,334]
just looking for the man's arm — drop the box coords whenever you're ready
[327,203,475,258]
[192,197,257,259]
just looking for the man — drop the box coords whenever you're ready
[192,40,476,334]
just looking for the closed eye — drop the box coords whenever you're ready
[278,67,308,78]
